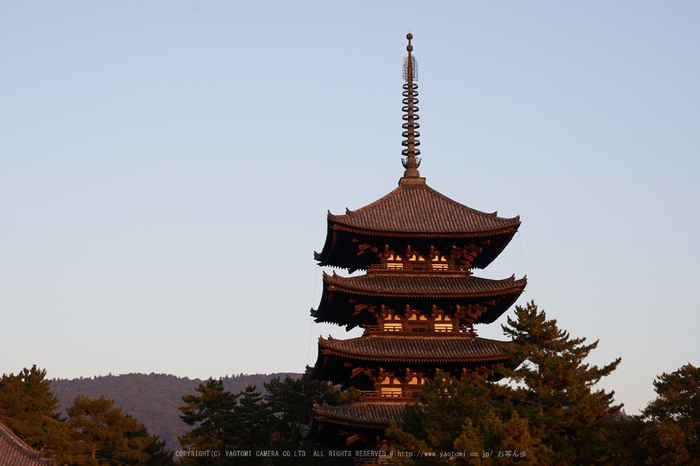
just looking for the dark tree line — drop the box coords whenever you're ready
[177,374,358,465]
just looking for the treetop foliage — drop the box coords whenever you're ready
[634,363,700,465]
[389,301,623,465]
[0,365,68,455]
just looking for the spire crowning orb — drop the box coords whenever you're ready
[401,33,421,179]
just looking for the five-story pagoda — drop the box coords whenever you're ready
[308,34,526,449]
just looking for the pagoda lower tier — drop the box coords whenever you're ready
[309,402,407,450]
[311,333,514,391]
[308,333,516,448]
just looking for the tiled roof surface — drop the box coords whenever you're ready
[0,421,56,466]
[320,334,511,362]
[313,402,408,428]
[328,183,519,234]
[324,272,526,297]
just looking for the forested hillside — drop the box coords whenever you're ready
[51,372,301,452]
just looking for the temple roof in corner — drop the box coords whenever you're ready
[328,180,519,236]
[0,421,56,466]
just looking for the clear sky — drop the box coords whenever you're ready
[1,1,698,416]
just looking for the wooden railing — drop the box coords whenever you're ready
[363,325,476,337]
[367,263,470,273]
[358,390,421,401]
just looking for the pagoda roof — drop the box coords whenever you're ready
[313,272,526,327]
[308,401,412,446]
[323,271,525,298]
[313,402,407,429]
[315,179,520,270]
[311,334,513,387]
[317,334,512,364]
[328,180,519,236]
[0,421,56,466]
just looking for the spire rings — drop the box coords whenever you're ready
[400,32,422,178]
[401,131,421,141]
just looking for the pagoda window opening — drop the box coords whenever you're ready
[380,387,403,398]
[381,312,404,332]
[385,251,439,270]
[379,375,404,398]
[407,311,428,321]
[386,254,404,270]
[407,310,430,332]
[384,322,403,332]
[434,313,454,333]
[406,375,424,399]
[432,255,448,270]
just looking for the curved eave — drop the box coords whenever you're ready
[330,220,520,238]
[310,345,513,387]
[330,220,520,239]
[320,348,510,365]
[310,336,514,382]
[323,273,527,300]
[312,402,407,430]
[312,274,527,326]
[308,402,407,446]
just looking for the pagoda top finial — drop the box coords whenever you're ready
[401,33,422,181]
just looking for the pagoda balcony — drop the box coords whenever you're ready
[363,325,477,337]
[367,263,471,274]
[358,390,421,402]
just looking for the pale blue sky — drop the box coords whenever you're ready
[1,1,698,415]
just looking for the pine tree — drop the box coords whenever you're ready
[264,373,359,438]
[236,385,272,454]
[499,301,622,464]
[387,373,548,465]
[388,301,622,465]
[265,375,322,430]
[67,395,153,466]
[178,378,240,464]
[636,363,700,465]
[264,373,357,465]
[0,365,72,459]
[124,425,176,466]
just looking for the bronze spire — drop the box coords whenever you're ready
[401,33,421,179]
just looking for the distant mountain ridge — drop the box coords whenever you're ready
[51,372,302,452]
